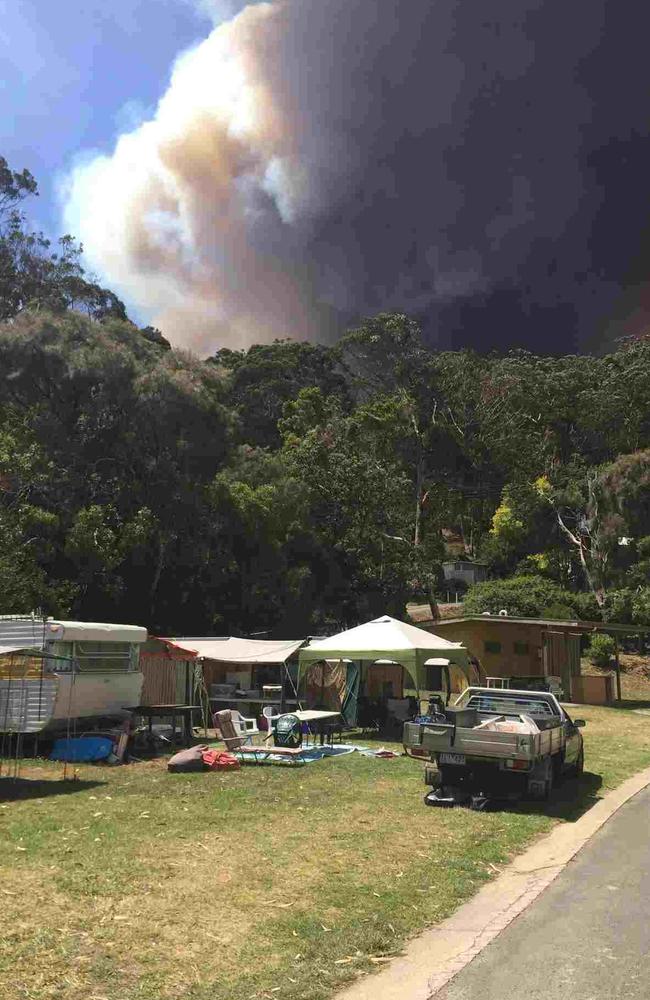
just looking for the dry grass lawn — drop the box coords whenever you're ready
[1,703,650,1000]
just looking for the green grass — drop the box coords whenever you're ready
[1,704,650,1000]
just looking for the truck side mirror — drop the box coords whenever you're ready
[573,719,586,728]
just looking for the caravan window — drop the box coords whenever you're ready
[73,641,137,672]
[48,641,75,671]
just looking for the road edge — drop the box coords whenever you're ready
[336,763,650,1000]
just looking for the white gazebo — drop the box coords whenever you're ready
[298,615,470,700]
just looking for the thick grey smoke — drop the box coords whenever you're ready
[63,0,650,352]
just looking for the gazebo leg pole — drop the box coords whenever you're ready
[614,635,622,702]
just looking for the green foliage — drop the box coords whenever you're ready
[211,339,347,448]
[632,588,650,626]
[602,588,635,624]
[464,575,580,619]
[490,502,524,542]
[588,633,616,668]
[0,156,127,323]
[278,386,335,443]
[572,591,603,621]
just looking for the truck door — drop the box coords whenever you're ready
[561,709,581,764]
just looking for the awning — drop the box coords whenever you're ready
[157,636,304,664]
[0,644,43,655]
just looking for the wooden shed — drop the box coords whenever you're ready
[428,615,649,703]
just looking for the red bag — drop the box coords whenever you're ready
[201,748,240,771]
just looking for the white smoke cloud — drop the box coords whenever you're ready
[63,1,332,350]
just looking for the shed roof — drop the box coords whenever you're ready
[433,616,650,634]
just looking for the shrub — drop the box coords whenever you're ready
[573,591,603,621]
[602,588,634,624]
[540,602,574,621]
[632,587,650,626]
[463,575,579,619]
[588,633,616,668]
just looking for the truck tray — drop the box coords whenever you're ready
[419,721,561,761]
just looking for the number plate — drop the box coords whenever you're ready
[439,752,466,766]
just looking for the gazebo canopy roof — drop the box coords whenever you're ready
[299,616,466,675]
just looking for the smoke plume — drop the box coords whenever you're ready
[63,1,650,353]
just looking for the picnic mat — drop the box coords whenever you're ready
[260,745,356,764]
[233,744,398,765]
[303,744,399,760]
[336,744,399,758]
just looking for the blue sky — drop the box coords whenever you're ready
[1,0,214,240]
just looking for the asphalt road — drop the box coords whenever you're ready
[435,784,650,1000]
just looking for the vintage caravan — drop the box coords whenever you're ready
[0,616,146,734]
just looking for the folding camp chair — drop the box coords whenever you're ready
[213,709,257,751]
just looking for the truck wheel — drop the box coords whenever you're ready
[528,758,553,801]
[426,768,442,789]
[544,762,554,800]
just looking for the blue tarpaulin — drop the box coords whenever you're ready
[49,736,114,762]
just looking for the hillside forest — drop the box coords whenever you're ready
[1,156,649,635]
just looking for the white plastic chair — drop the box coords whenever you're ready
[230,709,259,744]
[262,706,281,740]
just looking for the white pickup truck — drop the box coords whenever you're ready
[403,687,585,802]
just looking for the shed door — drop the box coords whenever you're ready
[542,631,578,699]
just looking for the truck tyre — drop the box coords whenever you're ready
[426,767,442,789]
[528,758,553,801]
[543,761,554,799]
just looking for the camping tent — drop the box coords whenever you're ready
[298,615,469,695]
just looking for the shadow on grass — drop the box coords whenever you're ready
[607,699,650,712]
[506,770,603,821]
[0,777,105,801]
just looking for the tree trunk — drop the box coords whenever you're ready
[427,582,440,622]
[414,453,424,548]
[554,510,605,607]
[150,535,166,614]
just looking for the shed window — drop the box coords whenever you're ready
[484,640,502,655]
[514,641,530,655]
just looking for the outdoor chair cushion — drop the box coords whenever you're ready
[168,745,209,772]
[202,748,240,770]
[213,709,248,749]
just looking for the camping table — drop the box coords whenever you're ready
[125,705,200,748]
[280,709,342,746]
